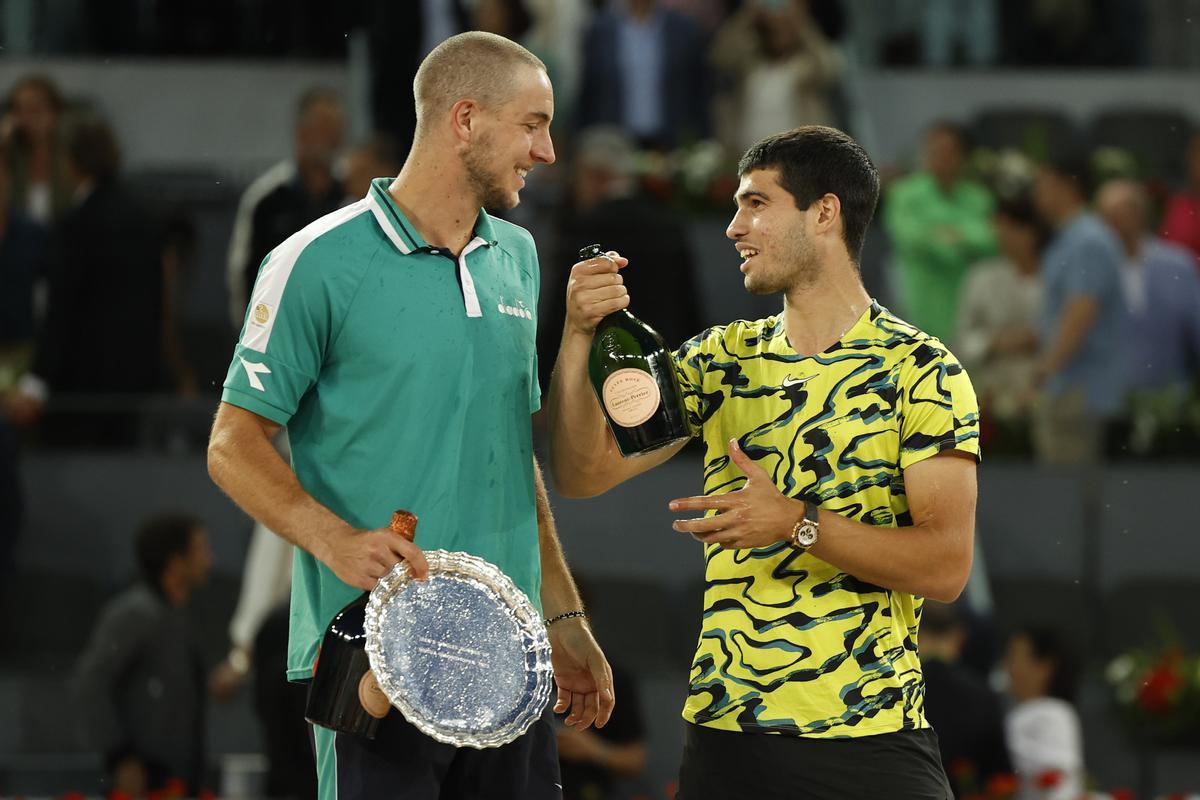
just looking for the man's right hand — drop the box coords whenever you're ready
[564,251,629,336]
[320,526,429,591]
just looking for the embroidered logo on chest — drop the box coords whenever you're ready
[496,296,533,320]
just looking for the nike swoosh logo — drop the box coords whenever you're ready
[239,357,272,391]
[782,375,814,389]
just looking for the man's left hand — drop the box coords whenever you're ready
[549,619,614,731]
[669,438,802,549]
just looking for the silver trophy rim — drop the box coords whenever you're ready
[363,549,554,749]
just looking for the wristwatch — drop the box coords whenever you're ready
[789,501,820,552]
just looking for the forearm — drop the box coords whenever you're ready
[533,456,583,618]
[1038,296,1098,380]
[808,504,973,603]
[546,329,624,496]
[207,404,352,563]
[598,741,648,777]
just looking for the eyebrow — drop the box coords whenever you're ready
[736,190,769,204]
[525,111,552,123]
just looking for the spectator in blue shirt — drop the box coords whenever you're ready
[1030,158,1127,464]
[1096,179,1200,392]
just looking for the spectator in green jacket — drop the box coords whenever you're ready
[884,121,996,342]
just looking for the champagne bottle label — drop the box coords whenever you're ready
[358,671,391,719]
[602,368,662,427]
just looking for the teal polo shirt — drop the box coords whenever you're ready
[221,177,543,680]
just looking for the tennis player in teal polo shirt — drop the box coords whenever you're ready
[208,32,614,800]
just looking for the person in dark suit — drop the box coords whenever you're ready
[6,116,181,444]
[576,0,711,150]
[919,601,1012,798]
[541,126,703,388]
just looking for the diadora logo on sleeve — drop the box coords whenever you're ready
[496,296,533,320]
[239,357,272,391]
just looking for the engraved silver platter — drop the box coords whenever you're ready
[364,550,554,748]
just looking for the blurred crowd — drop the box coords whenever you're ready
[0,1,1198,799]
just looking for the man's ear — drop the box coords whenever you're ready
[450,99,480,144]
[812,193,841,235]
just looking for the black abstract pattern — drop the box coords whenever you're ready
[672,302,980,738]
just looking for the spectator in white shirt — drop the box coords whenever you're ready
[1003,626,1084,800]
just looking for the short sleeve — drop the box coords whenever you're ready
[1061,236,1120,300]
[673,327,719,430]
[897,343,981,469]
[221,242,332,425]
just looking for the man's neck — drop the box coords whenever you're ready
[1054,202,1086,229]
[1117,231,1147,261]
[781,258,872,356]
[389,147,481,254]
[159,576,189,607]
[297,160,334,200]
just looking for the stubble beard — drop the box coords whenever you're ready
[745,222,820,296]
[463,131,518,212]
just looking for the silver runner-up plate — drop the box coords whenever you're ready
[364,550,554,748]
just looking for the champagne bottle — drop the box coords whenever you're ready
[304,510,417,738]
[582,244,693,457]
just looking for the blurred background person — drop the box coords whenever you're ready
[921,0,998,68]
[556,578,648,800]
[954,196,1045,446]
[209,518,314,800]
[919,601,1011,799]
[1159,130,1200,265]
[226,87,346,330]
[1096,178,1200,394]
[542,126,702,387]
[576,0,710,150]
[709,0,842,155]
[73,512,213,797]
[1,74,71,226]
[1003,626,1084,800]
[884,121,996,343]
[0,143,48,393]
[5,116,185,443]
[1030,158,1126,465]
[341,132,401,204]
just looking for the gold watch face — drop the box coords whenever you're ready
[795,522,818,547]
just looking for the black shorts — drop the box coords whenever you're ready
[313,708,562,800]
[677,722,952,800]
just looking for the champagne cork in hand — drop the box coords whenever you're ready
[390,510,418,542]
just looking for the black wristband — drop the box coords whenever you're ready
[544,610,587,627]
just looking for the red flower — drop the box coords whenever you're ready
[1034,769,1063,788]
[1137,662,1183,713]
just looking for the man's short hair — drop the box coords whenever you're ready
[7,73,65,115]
[575,126,637,179]
[413,32,547,135]
[134,512,201,589]
[66,116,121,181]
[295,87,342,122]
[1041,155,1093,200]
[737,126,880,262]
[926,119,972,151]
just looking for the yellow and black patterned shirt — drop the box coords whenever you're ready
[672,301,980,738]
